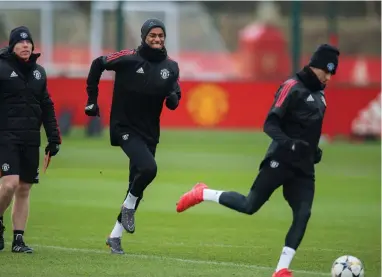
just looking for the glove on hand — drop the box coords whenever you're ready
[45,143,60,157]
[314,147,323,164]
[165,92,179,110]
[288,139,310,157]
[85,98,100,117]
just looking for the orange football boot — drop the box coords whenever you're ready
[176,183,208,212]
[272,268,293,277]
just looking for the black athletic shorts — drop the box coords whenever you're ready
[0,144,40,184]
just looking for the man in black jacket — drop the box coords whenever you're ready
[176,44,340,277]
[0,26,61,253]
[85,18,181,254]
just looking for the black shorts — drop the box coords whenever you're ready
[253,158,315,209]
[0,144,40,184]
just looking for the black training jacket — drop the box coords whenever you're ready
[86,48,181,146]
[0,47,61,147]
[262,67,327,176]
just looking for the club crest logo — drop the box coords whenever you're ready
[160,69,170,79]
[187,84,229,127]
[270,160,279,168]
[327,63,335,72]
[1,163,10,172]
[33,70,41,80]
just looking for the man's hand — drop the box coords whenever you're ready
[85,99,100,117]
[314,147,323,164]
[289,139,310,156]
[45,142,60,157]
[165,92,179,110]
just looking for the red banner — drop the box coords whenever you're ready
[48,78,380,138]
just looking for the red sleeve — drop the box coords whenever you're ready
[269,79,298,118]
[103,49,136,71]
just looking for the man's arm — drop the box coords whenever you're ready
[263,79,304,149]
[86,49,134,104]
[41,80,61,156]
[165,63,181,110]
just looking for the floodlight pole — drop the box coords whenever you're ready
[291,1,302,74]
[90,2,103,59]
[116,1,125,51]
[327,1,338,46]
[41,2,53,70]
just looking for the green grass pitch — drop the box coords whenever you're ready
[0,129,380,277]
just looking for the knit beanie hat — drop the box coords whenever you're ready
[140,18,166,41]
[309,44,340,75]
[9,26,34,52]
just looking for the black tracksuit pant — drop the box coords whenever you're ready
[219,158,315,250]
[117,135,157,222]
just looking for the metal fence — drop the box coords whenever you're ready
[0,1,380,83]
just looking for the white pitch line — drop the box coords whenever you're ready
[27,244,328,276]
[25,236,377,254]
[123,240,376,253]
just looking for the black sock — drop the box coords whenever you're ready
[13,230,24,241]
[0,216,3,224]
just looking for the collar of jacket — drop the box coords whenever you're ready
[296,66,326,91]
[0,47,40,75]
[137,42,167,62]
[10,52,38,74]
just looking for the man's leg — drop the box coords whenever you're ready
[177,159,294,215]
[115,163,140,223]
[11,181,32,253]
[119,136,157,234]
[0,144,20,251]
[11,146,39,253]
[0,175,19,218]
[122,144,156,213]
[108,144,157,253]
[0,175,19,251]
[107,163,140,254]
[273,174,315,275]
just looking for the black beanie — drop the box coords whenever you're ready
[140,18,166,41]
[8,26,34,52]
[308,44,340,75]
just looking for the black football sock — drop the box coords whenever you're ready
[13,230,24,241]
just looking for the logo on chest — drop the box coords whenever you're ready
[306,94,326,107]
[33,70,41,80]
[160,68,170,79]
[306,94,315,102]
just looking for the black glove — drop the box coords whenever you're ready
[165,92,179,110]
[45,142,60,157]
[314,147,323,164]
[85,98,100,117]
[288,139,310,156]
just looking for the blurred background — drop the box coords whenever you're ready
[0,2,380,276]
[0,0,380,139]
